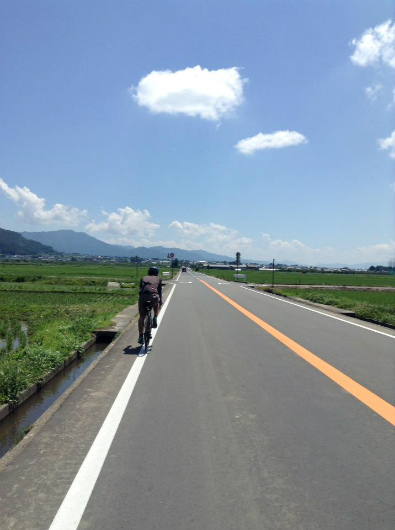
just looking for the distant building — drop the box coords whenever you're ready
[244,263,260,270]
[206,263,231,270]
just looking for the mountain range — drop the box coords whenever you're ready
[21,230,234,262]
[0,228,56,255]
[0,228,378,268]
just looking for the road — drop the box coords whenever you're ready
[0,270,394,529]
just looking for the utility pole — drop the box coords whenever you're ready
[272,258,275,287]
[236,252,241,281]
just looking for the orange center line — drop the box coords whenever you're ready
[200,280,395,427]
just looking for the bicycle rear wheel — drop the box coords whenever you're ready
[144,312,152,351]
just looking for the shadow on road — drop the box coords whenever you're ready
[123,346,142,356]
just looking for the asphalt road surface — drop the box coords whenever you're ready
[1,270,394,529]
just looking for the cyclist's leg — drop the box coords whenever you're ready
[152,301,159,328]
[138,314,144,334]
[138,298,145,344]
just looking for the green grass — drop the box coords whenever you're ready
[266,288,395,328]
[0,291,134,404]
[200,269,395,287]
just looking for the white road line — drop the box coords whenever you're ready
[239,286,395,339]
[48,284,177,530]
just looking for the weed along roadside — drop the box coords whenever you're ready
[0,336,95,421]
[255,286,395,329]
[0,341,110,460]
[0,303,139,423]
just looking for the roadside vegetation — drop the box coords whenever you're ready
[0,262,173,404]
[199,268,395,287]
[200,268,395,328]
[265,288,395,328]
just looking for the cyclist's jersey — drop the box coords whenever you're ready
[139,275,162,302]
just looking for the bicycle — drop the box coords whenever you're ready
[143,300,153,352]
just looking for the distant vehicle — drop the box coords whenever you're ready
[182,267,187,272]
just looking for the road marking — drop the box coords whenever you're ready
[48,285,177,530]
[239,286,395,339]
[179,281,193,284]
[200,280,395,427]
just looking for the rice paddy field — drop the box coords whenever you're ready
[0,261,156,283]
[0,262,173,404]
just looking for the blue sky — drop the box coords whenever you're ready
[1,0,394,265]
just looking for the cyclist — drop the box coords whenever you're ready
[138,266,163,344]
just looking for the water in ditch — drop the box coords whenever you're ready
[0,341,110,459]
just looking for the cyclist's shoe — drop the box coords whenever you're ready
[138,335,144,344]
[152,316,158,328]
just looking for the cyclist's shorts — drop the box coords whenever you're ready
[139,297,159,317]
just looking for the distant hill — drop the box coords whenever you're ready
[22,230,132,257]
[0,228,56,255]
[130,246,233,262]
[22,230,234,262]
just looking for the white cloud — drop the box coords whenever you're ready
[365,83,382,101]
[169,220,252,255]
[169,221,227,238]
[85,207,160,241]
[350,20,395,68]
[378,130,395,158]
[235,130,308,155]
[261,233,327,262]
[0,178,87,226]
[260,233,395,265]
[131,65,247,121]
[167,225,394,265]
[355,241,395,262]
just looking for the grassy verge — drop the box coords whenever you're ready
[0,293,133,404]
[263,288,395,328]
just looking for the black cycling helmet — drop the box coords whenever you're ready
[148,266,159,276]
